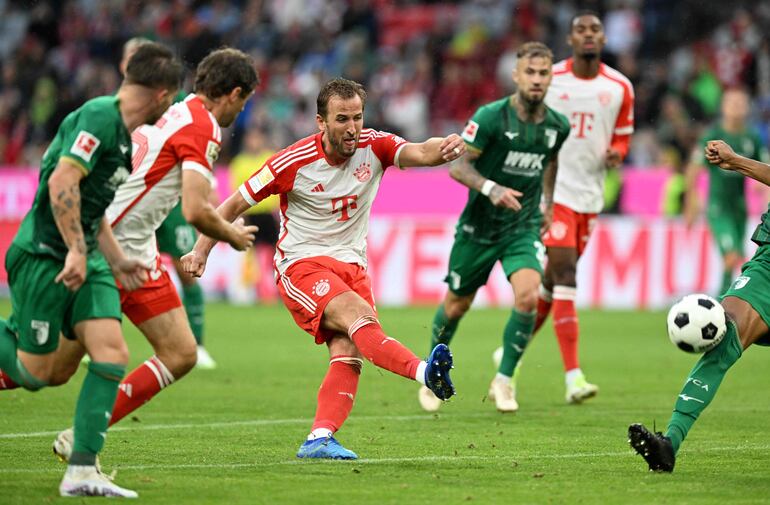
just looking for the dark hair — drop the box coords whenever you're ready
[517,41,553,60]
[570,10,603,31]
[317,78,367,118]
[194,47,259,99]
[125,42,183,91]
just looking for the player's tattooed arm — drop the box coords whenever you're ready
[541,158,558,235]
[49,159,88,290]
[706,140,770,187]
[449,147,523,211]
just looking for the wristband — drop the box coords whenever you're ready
[481,179,497,197]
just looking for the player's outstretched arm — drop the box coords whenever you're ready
[49,159,88,291]
[397,134,465,167]
[181,171,257,251]
[706,140,770,187]
[96,217,148,291]
[182,190,252,278]
[448,147,523,211]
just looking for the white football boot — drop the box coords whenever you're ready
[195,346,217,370]
[488,376,518,413]
[59,465,137,498]
[54,428,106,474]
[418,385,443,412]
[565,370,599,404]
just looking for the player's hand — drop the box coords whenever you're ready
[181,250,208,278]
[541,204,553,237]
[489,185,523,211]
[440,134,465,162]
[705,140,738,170]
[228,217,258,251]
[55,250,87,291]
[605,149,622,169]
[112,258,149,292]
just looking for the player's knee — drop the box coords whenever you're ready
[157,341,197,378]
[514,288,539,313]
[444,297,472,319]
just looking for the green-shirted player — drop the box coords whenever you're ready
[418,42,570,413]
[0,43,182,498]
[119,37,216,369]
[684,87,769,295]
[630,138,770,472]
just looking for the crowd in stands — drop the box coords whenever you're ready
[1,0,769,211]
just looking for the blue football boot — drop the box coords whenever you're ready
[296,435,358,460]
[424,343,455,400]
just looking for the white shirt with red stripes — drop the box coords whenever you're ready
[239,129,407,275]
[544,58,634,213]
[106,94,222,268]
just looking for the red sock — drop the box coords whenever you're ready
[348,316,422,380]
[552,286,579,371]
[0,369,19,390]
[533,287,553,334]
[110,356,174,426]
[312,356,362,432]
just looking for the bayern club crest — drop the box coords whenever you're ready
[313,279,331,297]
[549,221,568,240]
[354,162,372,182]
[598,91,612,106]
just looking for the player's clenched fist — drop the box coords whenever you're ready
[228,217,259,251]
[181,250,207,278]
[440,134,465,161]
[705,140,738,170]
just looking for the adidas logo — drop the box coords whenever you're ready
[311,183,324,192]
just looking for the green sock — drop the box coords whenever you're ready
[498,309,535,377]
[666,322,742,454]
[0,318,47,391]
[183,282,205,345]
[430,305,460,355]
[719,270,733,295]
[71,361,126,466]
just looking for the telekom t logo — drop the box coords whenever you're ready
[331,195,358,221]
[571,111,594,138]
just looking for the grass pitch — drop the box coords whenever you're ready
[2,300,770,504]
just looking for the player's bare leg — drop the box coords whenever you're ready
[720,251,742,295]
[173,257,215,369]
[630,296,766,472]
[420,290,474,412]
[545,246,597,403]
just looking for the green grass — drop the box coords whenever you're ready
[2,300,770,504]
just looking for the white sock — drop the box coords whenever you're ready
[565,368,583,385]
[415,361,427,385]
[495,372,512,382]
[307,428,333,441]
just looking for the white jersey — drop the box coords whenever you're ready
[239,129,407,274]
[106,95,221,268]
[544,59,634,213]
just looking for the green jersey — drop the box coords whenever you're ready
[700,124,768,213]
[457,97,570,243]
[13,96,132,259]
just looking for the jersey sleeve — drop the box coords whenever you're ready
[461,105,496,153]
[552,113,571,154]
[610,80,635,159]
[58,110,113,174]
[238,150,295,206]
[368,130,408,168]
[170,125,221,186]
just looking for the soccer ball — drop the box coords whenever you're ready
[666,294,727,353]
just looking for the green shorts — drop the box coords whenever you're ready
[156,201,196,258]
[444,229,545,296]
[722,244,770,345]
[5,244,122,354]
[708,210,746,256]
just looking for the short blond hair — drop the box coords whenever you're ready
[517,41,553,61]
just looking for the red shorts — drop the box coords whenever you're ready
[120,262,182,326]
[542,203,598,257]
[277,256,375,344]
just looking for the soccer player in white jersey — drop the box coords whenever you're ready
[48,48,259,462]
[528,12,634,403]
[182,78,464,459]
